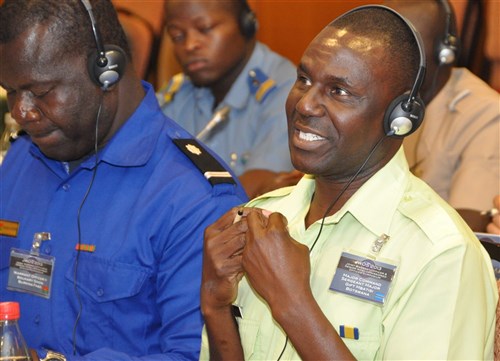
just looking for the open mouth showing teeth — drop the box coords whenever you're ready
[299,130,325,141]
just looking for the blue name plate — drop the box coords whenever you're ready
[330,252,397,305]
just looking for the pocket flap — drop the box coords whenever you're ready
[65,253,150,303]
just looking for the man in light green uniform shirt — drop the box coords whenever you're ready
[200,5,498,360]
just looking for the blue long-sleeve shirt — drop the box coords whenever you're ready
[0,82,247,360]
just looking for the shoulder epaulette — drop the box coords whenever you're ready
[158,73,185,106]
[247,68,277,103]
[173,138,236,186]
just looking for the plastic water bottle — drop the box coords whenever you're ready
[0,302,31,361]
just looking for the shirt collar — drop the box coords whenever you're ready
[283,148,409,236]
[91,81,164,168]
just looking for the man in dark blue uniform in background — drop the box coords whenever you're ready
[0,0,247,360]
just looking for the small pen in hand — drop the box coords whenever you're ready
[480,208,499,218]
[233,208,244,224]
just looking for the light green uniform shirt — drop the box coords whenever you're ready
[200,148,497,360]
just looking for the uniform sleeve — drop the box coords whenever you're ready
[379,239,497,360]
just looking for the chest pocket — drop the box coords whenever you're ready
[65,252,150,302]
[326,293,383,360]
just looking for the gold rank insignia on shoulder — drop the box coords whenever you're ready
[173,139,236,186]
[247,68,277,103]
[158,73,185,106]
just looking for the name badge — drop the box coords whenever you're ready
[330,252,397,305]
[7,248,55,299]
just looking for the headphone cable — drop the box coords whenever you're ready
[72,97,102,355]
[276,132,392,360]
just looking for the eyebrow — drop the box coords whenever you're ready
[298,62,354,88]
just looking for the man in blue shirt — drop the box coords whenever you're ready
[0,1,247,360]
[158,0,302,199]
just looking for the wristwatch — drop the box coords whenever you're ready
[40,350,66,361]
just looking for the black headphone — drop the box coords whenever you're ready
[80,0,126,90]
[343,5,426,138]
[239,0,258,39]
[437,0,459,65]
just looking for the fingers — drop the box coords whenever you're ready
[267,211,288,228]
[205,207,241,235]
[246,210,288,234]
[205,231,246,261]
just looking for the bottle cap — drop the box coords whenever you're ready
[0,301,20,320]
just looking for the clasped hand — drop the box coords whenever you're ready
[201,207,311,315]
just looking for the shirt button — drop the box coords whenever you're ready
[96,288,104,297]
[62,184,70,191]
[34,314,40,324]
[44,246,52,254]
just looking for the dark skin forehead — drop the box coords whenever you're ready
[0,23,84,89]
[306,25,398,101]
[165,0,240,21]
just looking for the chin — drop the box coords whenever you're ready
[188,73,217,88]
[290,155,313,175]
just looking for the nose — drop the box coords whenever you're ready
[9,92,41,124]
[184,30,202,52]
[294,86,324,118]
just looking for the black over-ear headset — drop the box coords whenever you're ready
[344,5,426,138]
[437,0,459,65]
[80,0,126,90]
[239,0,258,39]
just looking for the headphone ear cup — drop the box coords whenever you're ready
[87,44,126,89]
[383,93,425,137]
[239,9,257,39]
[437,35,458,65]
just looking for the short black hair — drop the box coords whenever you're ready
[0,0,131,59]
[331,7,421,97]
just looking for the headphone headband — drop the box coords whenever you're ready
[79,0,126,90]
[338,4,427,137]
[437,0,458,65]
[239,0,258,38]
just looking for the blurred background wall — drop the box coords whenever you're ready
[0,0,497,91]
[115,0,497,92]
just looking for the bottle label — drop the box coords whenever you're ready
[7,248,54,299]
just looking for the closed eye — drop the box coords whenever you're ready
[198,24,215,34]
[32,89,51,98]
[169,31,184,43]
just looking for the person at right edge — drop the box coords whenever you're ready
[157,0,301,199]
[200,5,498,360]
[384,0,500,232]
